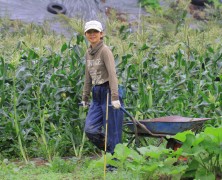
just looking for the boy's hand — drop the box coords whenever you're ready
[111,100,121,109]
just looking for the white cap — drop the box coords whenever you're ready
[84,20,103,33]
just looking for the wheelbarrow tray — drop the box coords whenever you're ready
[126,115,211,135]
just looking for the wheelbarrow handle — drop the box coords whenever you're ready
[119,106,167,137]
[119,106,135,121]
[107,105,134,121]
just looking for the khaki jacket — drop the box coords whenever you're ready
[82,41,119,102]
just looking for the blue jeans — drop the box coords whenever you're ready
[84,84,124,154]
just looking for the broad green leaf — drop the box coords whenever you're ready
[192,134,204,146]
[125,163,139,171]
[173,130,194,142]
[204,126,222,144]
[89,153,112,168]
[163,157,178,166]
[180,134,196,154]
[195,168,215,180]
[128,150,144,163]
[113,144,132,161]
[137,145,166,159]
[141,163,159,172]
[184,159,199,175]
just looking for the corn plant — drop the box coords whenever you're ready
[0,31,88,159]
[10,56,28,163]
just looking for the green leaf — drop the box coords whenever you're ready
[139,44,149,52]
[128,150,144,163]
[183,159,199,178]
[180,134,196,154]
[137,145,167,159]
[89,153,112,168]
[141,163,159,172]
[113,144,133,161]
[28,49,39,59]
[204,126,222,144]
[76,34,84,45]
[61,43,68,53]
[163,157,178,166]
[173,130,194,142]
[195,168,215,180]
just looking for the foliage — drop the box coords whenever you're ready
[90,125,222,179]
[0,33,87,160]
[174,126,222,179]
[0,129,221,180]
[139,0,161,11]
[90,144,187,179]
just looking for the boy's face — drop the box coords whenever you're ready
[85,29,103,46]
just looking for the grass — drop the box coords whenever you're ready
[0,157,139,180]
[1,163,74,180]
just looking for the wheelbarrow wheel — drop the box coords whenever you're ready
[166,138,182,150]
[166,138,188,163]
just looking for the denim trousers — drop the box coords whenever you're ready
[84,84,124,154]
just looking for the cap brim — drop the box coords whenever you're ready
[84,27,102,33]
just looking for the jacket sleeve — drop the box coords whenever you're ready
[102,46,119,101]
[82,56,92,102]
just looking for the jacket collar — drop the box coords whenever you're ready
[88,40,103,56]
